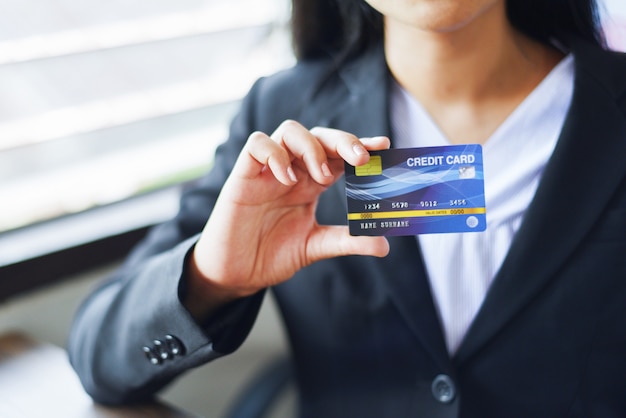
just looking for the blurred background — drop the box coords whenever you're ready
[0,0,294,265]
[0,0,624,416]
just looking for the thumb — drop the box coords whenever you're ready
[306,226,390,263]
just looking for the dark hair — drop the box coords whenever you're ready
[291,0,605,61]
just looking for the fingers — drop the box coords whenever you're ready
[235,130,298,186]
[236,120,390,186]
[310,126,390,167]
[272,120,335,185]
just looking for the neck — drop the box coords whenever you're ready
[386,6,552,102]
[383,4,563,144]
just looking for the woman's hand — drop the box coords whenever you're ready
[185,120,390,316]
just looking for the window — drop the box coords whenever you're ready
[0,0,292,267]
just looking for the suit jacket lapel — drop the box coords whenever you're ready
[455,40,626,365]
[301,44,452,371]
[298,43,391,138]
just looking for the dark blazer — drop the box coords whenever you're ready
[68,38,626,418]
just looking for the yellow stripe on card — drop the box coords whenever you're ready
[347,207,486,220]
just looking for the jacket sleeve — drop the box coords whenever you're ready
[67,78,270,405]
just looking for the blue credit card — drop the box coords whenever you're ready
[344,145,486,236]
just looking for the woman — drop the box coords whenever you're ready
[69,0,626,416]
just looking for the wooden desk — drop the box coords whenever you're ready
[0,332,199,417]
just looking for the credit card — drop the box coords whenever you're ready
[345,144,486,236]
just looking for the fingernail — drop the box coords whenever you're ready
[287,166,298,183]
[321,162,332,177]
[359,136,385,142]
[352,143,367,156]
